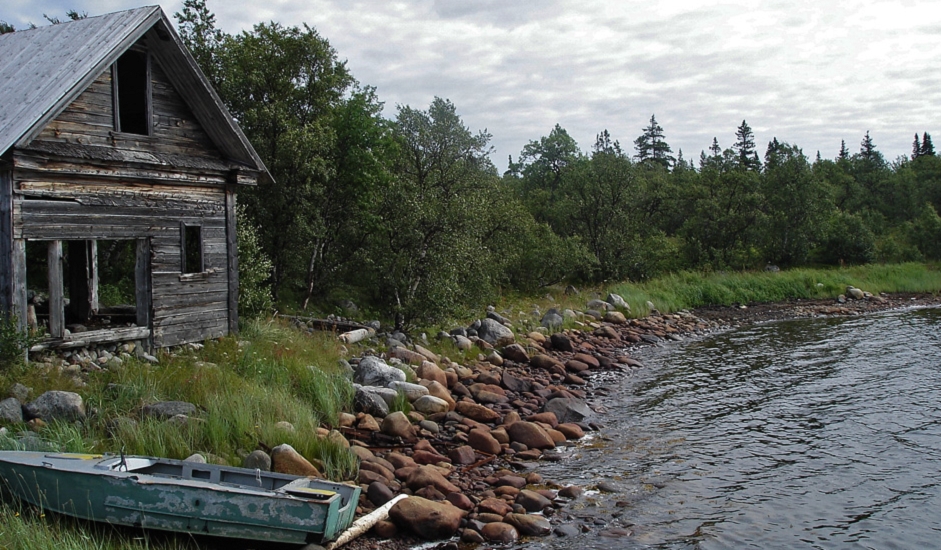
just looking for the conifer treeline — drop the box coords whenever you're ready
[173,1,941,327]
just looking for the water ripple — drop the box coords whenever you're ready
[532,307,941,550]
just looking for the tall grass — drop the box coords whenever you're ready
[0,499,196,550]
[3,317,358,480]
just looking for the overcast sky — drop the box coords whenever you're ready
[4,0,939,171]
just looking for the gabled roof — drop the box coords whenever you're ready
[0,6,270,182]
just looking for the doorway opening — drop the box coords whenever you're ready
[24,239,150,339]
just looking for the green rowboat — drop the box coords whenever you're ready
[0,451,360,544]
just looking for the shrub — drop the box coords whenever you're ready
[237,205,274,319]
[819,211,876,265]
[0,316,32,371]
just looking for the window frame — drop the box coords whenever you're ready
[112,48,153,136]
[180,223,204,275]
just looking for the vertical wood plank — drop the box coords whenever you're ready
[0,168,12,316]
[48,240,64,337]
[12,239,27,331]
[88,240,99,314]
[179,220,186,272]
[146,52,154,136]
[136,238,153,347]
[225,184,238,334]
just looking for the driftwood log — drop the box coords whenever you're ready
[323,494,408,550]
[277,315,368,334]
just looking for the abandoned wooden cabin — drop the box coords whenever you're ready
[0,6,270,351]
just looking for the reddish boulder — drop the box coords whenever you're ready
[468,428,502,455]
[481,522,518,543]
[270,444,322,477]
[478,497,513,516]
[389,496,465,540]
[506,421,556,450]
[406,465,460,494]
[455,401,501,423]
[448,445,477,465]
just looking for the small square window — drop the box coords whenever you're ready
[182,225,203,274]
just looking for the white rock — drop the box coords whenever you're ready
[412,395,450,414]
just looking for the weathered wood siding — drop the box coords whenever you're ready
[11,176,229,347]
[37,51,223,160]
[0,167,13,316]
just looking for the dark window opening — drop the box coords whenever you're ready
[182,225,203,274]
[114,50,150,135]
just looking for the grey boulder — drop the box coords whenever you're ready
[355,356,406,387]
[543,397,594,424]
[24,391,85,422]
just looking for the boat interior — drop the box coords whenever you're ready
[101,457,299,490]
[96,456,345,502]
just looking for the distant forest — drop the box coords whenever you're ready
[166,1,941,327]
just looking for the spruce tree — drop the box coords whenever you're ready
[634,114,674,169]
[838,139,850,161]
[860,131,877,161]
[174,0,224,85]
[734,120,760,170]
[922,132,935,156]
[913,133,922,160]
[709,137,722,157]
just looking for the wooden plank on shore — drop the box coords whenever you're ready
[277,315,368,334]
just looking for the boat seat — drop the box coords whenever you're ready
[183,464,221,483]
[277,478,337,501]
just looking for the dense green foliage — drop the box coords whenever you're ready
[235,205,273,318]
[173,0,941,327]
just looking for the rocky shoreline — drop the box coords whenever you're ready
[322,289,940,550]
[3,289,937,549]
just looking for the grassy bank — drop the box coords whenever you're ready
[1,319,358,480]
[605,263,941,316]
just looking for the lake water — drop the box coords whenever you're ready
[528,307,941,549]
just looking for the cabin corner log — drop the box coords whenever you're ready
[225,184,238,334]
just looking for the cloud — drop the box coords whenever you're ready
[3,0,940,168]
